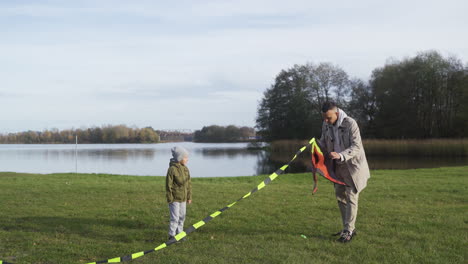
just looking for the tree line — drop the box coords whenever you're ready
[1,125,257,144]
[193,125,256,142]
[0,125,160,144]
[256,50,468,140]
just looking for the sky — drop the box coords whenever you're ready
[1,0,467,133]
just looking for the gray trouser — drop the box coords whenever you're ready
[168,202,186,236]
[334,183,359,232]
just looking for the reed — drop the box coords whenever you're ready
[269,139,468,157]
[363,139,468,157]
[269,139,310,154]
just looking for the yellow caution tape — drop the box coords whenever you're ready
[3,138,317,264]
[83,138,316,263]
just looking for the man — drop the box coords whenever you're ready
[319,101,370,243]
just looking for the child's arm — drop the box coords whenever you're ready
[187,171,192,204]
[166,168,174,203]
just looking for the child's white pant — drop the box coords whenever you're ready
[168,202,186,236]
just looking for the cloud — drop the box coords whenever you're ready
[0,0,467,132]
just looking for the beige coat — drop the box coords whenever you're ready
[319,116,370,192]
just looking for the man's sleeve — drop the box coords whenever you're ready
[339,153,345,161]
[340,119,363,161]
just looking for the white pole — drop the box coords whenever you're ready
[75,135,78,174]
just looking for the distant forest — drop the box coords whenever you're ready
[0,125,257,144]
[0,125,160,144]
[256,50,468,140]
[193,125,256,142]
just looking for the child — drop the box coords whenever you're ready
[166,146,192,241]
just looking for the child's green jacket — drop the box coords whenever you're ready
[166,160,192,203]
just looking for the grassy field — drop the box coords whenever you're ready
[0,166,467,264]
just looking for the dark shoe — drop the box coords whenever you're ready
[336,230,355,243]
[333,229,357,236]
[168,235,175,241]
[332,230,343,236]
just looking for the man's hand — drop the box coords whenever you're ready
[329,152,341,160]
[188,200,192,204]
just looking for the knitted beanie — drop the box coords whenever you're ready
[171,146,189,162]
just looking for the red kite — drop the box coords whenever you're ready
[311,139,346,194]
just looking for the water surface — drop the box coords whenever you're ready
[0,143,466,177]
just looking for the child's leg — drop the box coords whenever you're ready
[176,202,187,234]
[168,202,180,237]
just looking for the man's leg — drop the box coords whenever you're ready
[335,185,359,243]
[344,186,359,233]
[334,183,347,229]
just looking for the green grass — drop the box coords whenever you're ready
[0,167,467,264]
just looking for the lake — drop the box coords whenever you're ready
[0,143,466,177]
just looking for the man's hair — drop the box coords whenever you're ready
[321,101,338,113]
